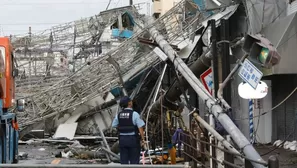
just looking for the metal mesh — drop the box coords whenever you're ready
[18,0,205,132]
[13,6,143,97]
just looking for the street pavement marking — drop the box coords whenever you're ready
[51,158,61,164]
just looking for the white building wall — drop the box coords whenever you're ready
[152,0,182,16]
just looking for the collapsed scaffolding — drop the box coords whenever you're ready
[12,6,143,97]
[17,0,205,138]
[10,0,282,167]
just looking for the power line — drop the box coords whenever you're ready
[106,0,113,10]
[235,86,297,121]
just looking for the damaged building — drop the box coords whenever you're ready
[3,0,297,167]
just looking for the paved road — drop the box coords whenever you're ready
[18,143,106,165]
[16,143,297,167]
[255,145,297,168]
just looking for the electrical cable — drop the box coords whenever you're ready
[244,0,288,33]
[235,86,297,121]
[106,0,113,10]
[260,123,296,156]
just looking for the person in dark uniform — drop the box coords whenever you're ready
[112,96,145,164]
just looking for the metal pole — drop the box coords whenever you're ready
[217,54,248,109]
[210,19,218,168]
[220,18,234,168]
[106,57,128,96]
[192,112,243,162]
[210,19,219,99]
[150,48,212,114]
[28,27,32,78]
[73,26,77,72]
[220,19,231,105]
[148,26,266,168]
[101,147,120,160]
[268,155,279,168]
[152,64,168,102]
[92,118,111,162]
[130,0,133,5]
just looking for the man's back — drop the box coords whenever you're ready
[112,96,145,164]
[112,108,145,135]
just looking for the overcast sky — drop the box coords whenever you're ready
[0,0,150,36]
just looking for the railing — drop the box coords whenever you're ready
[178,130,279,168]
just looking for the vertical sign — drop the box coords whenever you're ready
[200,68,213,95]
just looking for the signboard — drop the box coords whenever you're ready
[238,59,263,89]
[200,68,213,95]
[238,81,268,99]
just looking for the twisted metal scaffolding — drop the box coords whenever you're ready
[12,6,143,97]
[18,0,206,136]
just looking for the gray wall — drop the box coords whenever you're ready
[271,74,297,141]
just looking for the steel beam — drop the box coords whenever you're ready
[148,27,266,168]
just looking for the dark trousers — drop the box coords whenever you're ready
[119,135,141,164]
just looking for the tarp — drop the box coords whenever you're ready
[244,0,287,34]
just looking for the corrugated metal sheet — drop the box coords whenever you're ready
[287,1,297,16]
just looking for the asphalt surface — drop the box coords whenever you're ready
[255,144,297,168]
[18,143,109,165]
[16,143,297,167]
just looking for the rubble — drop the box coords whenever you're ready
[18,152,28,160]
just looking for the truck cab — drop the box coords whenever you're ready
[0,37,19,163]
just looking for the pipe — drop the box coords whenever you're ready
[210,19,219,99]
[210,19,218,168]
[152,64,168,102]
[150,47,212,114]
[148,26,266,168]
[217,54,248,110]
[220,19,231,105]
[145,64,168,164]
[101,147,120,160]
[192,112,243,162]
[106,56,128,96]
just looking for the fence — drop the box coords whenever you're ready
[178,124,279,168]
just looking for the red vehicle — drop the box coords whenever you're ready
[0,37,16,109]
[0,37,19,163]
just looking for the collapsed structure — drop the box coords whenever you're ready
[9,0,296,167]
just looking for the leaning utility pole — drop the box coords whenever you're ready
[148,27,266,168]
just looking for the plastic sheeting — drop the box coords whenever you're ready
[244,0,287,34]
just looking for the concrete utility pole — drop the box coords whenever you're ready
[148,27,266,168]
